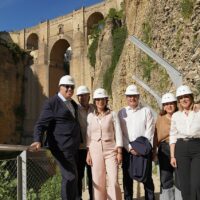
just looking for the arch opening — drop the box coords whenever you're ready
[87,12,104,44]
[26,33,39,50]
[49,39,72,96]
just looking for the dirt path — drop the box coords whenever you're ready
[82,165,161,200]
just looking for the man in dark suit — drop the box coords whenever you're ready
[30,75,81,200]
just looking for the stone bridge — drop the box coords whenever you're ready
[7,0,122,143]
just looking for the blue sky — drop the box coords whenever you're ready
[0,0,103,31]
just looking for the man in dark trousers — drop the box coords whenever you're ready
[30,75,81,200]
[118,84,155,200]
[76,85,94,200]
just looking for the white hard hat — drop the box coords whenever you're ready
[176,85,192,97]
[125,84,140,95]
[76,85,90,95]
[161,93,177,104]
[93,88,108,99]
[59,75,75,86]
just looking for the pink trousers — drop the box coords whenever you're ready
[89,140,122,200]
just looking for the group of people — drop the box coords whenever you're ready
[30,75,200,200]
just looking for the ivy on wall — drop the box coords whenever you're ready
[103,8,127,95]
[103,25,127,95]
[180,0,195,19]
[87,20,105,68]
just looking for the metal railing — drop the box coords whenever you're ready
[129,35,182,87]
[0,145,57,200]
[132,75,162,108]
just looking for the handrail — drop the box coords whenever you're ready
[0,144,46,152]
[132,75,162,108]
[129,35,182,87]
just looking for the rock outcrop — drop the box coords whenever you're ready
[0,40,29,144]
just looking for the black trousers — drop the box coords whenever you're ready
[76,149,93,200]
[122,148,155,200]
[175,139,200,200]
[158,142,181,192]
[51,150,78,200]
[158,142,174,190]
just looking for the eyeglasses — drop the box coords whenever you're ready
[61,85,75,90]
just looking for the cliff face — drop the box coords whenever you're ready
[0,41,29,144]
[111,0,200,111]
[93,19,114,89]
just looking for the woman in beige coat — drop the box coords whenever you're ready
[86,88,123,200]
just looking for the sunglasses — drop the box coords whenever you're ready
[61,85,75,90]
[126,95,139,98]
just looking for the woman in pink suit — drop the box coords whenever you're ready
[86,88,123,200]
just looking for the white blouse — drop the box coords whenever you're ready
[170,110,200,144]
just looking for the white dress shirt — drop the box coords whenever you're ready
[170,110,200,144]
[118,105,155,151]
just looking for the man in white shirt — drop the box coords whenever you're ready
[76,86,94,200]
[118,84,155,200]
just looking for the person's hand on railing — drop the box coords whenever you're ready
[29,142,41,151]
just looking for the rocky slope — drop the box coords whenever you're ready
[110,0,200,111]
[0,40,29,144]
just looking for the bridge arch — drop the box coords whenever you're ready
[87,12,104,43]
[26,33,39,50]
[49,39,71,96]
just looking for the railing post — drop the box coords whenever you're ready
[17,155,22,200]
[20,150,27,200]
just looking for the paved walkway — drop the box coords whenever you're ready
[82,165,160,200]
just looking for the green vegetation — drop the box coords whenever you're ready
[156,68,170,93]
[0,161,17,200]
[140,56,157,81]
[139,21,156,81]
[27,174,62,200]
[88,20,105,68]
[180,0,195,19]
[142,22,152,47]
[87,7,127,95]
[196,80,200,96]
[38,174,61,200]
[103,8,127,95]
[0,38,26,64]
[103,26,127,94]
[176,28,183,47]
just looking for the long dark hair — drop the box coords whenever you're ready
[93,98,110,115]
[159,101,178,116]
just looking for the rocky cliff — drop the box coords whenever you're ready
[94,0,200,111]
[0,39,29,144]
